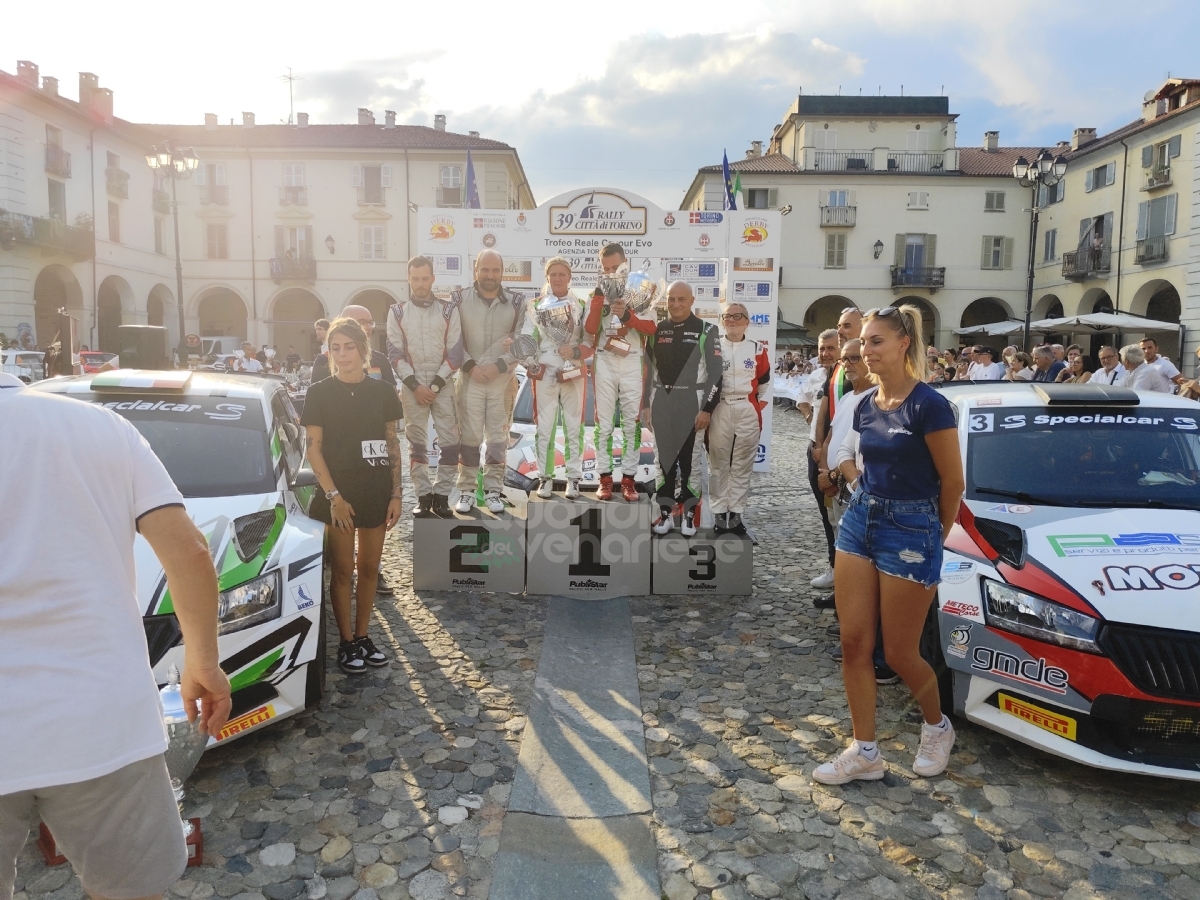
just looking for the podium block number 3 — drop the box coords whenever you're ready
[569,509,610,577]
[689,545,716,581]
[450,525,490,573]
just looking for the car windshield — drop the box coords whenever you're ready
[87,393,275,497]
[966,406,1200,509]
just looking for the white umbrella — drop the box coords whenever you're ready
[1029,312,1181,334]
[954,320,1026,337]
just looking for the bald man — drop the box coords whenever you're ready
[311,304,398,387]
[453,250,526,514]
[642,281,722,536]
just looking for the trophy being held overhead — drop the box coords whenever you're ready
[597,261,659,357]
[533,294,583,382]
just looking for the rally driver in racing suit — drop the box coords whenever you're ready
[583,242,657,502]
[386,255,463,519]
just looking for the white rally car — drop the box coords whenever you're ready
[923,381,1200,780]
[33,370,328,746]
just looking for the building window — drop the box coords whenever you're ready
[284,226,308,258]
[984,191,1005,211]
[441,165,462,188]
[824,233,846,269]
[1043,228,1057,261]
[1084,162,1116,192]
[906,191,929,210]
[353,164,391,204]
[1037,180,1065,206]
[48,180,66,221]
[826,190,849,207]
[361,225,386,260]
[895,233,936,269]
[206,223,228,259]
[196,163,228,205]
[746,188,777,209]
[980,235,1013,269]
[46,124,61,147]
[108,201,120,243]
[283,163,305,186]
[154,218,164,255]
[905,130,930,152]
[1136,194,1179,240]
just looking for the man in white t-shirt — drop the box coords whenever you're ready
[0,374,231,900]
[1141,337,1184,387]
[237,341,265,373]
[1095,346,1126,386]
[967,346,1006,381]
[1121,344,1174,393]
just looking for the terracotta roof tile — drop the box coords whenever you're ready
[698,153,800,174]
[148,123,514,151]
[958,147,1047,177]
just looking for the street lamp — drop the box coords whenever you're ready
[146,143,200,367]
[1013,148,1067,349]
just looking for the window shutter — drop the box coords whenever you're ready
[1165,193,1178,236]
[274,225,285,258]
[304,225,314,257]
[215,164,226,186]
[1168,135,1182,158]
[1136,201,1149,241]
[767,188,778,207]
[894,234,905,267]
[925,234,936,267]
[1106,162,1116,186]
[1142,145,1154,168]
[1055,180,1065,203]
[1078,218,1093,247]
[1084,169,1093,192]
[818,189,828,207]
[1102,212,1114,247]
[352,164,362,187]
[1036,184,1047,207]
[981,236,992,269]
[847,190,857,206]
[381,165,392,188]
[195,164,205,186]
[825,233,837,267]
[984,192,994,211]
[995,192,1005,211]
[1002,237,1014,270]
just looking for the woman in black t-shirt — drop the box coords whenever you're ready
[302,318,403,674]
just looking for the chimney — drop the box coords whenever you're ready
[42,76,58,97]
[983,130,999,151]
[297,112,309,127]
[16,61,38,86]
[357,108,375,126]
[204,112,218,129]
[746,140,763,158]
[242,111,255,128]
[384,110,396,129]
[1071,127,1097,150]
[434,114,446,131]
[92,87,114,125]
[469,130,479,138]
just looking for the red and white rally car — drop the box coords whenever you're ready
[925,381,1200,780]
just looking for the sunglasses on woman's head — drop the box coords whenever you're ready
[863,306,909,337]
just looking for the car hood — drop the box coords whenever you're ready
[968,499,1200,629]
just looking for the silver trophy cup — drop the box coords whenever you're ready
[534,295,582,381]
[161,665,209,861]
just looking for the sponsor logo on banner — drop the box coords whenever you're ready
[473,215,507,230]
[733,257,774,272]
[668,261,719,281]
[689,583,717,591]
[947,625,971,658]
[663,213,676,226]
[942,600,981,618]
[1103,564,1200,591]
[749,313,770,325]
[689,212,723,224]
[733,281,772,301]
[988,504,1033,514]
[482,233,497,248]
[568,579,609,591]
[998,692,1077,740]
[741,219,769,243]
[1047,533,1200,557]
[698,233,711,247]
[941,560,976,584]
[755,443,767,464]
[550,191,647,235]
[451,577,486,587]
[971,647,1069,694]
[290,583,315,611]
[516,213,527,226]
[432,255,461,276]
[503,259,533,282]
[694,285,722,300]
[218,704,275,741]
[429,217,456,241]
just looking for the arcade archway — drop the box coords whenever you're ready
[348,289,396,354]
[33,264,84,349]
[269,289,326,360]
[97,275,132,353]
[197,288,248,355]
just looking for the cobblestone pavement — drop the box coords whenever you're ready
[16,408,1200,900]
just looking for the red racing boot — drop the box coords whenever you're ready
[620,476,639,502]
[597,474,614,500]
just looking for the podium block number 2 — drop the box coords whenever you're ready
[569,509,610,577]
[689,545,716,581]
[450,525,490,573]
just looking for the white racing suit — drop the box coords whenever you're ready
[521,293,592,481]
[455,285,526,495]
[707,336,771,514]
[386,297,463,497]
[583,292,657,478]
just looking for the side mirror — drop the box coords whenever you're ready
[283,421,300,443]
[290,468,318,489]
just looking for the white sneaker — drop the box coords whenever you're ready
[652,505,676,535]
[680,505,699,537]
[485,492,505,514]
[811,568,835,589]
[913,718,955,777]
[565,479,581,499]
[536,478,553,499]
[453,493,473,514]
[812,742,886,785]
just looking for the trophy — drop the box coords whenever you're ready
[533,295,583,382]
[161,665,210,866]
[596,262,659,357]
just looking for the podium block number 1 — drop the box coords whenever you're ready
[450,525,490,573]
[689,544,716,581]
[569,508,610,577]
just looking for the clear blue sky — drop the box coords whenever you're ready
[4,0,1196,207]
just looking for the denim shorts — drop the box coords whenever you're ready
[835,489,943,587]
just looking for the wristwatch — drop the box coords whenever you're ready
[429,383,441,394]
[325,489,340,501]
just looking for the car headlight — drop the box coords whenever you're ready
[218,570,282,635]
[981,578,1100,653]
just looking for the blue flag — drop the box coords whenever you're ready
[465,149,481,209]
[722,150,737,211]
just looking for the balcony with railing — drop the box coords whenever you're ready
[890,266,945,292]
[435,186,461,208]
[270,255,316,284]
[0,210,94,259]
[280,185,307,206]
[887,152,946,172]
[1062,248,1111,280]
[809,149,873,171]
[152,189,170,215]
[819,205,856,227]
[105,167,129,199]
[200,184,229,205]
[1142,166,1172,191]
[45,144,71,178]
[1136,235,1169,265]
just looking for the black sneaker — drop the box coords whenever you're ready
[338,639,366,674]
[713,512,731,534]
[431,494,453,518]
[727,513,747,535]
[355,635,389,667]
[813,593,836,610]
[414,493,437,518]
[825,622,841,637]
[875,665,900,685]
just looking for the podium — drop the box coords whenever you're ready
[525,494,652,598]
[412,498,527,593]
[651,531,753,595]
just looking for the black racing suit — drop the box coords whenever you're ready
[644,313,722,512]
